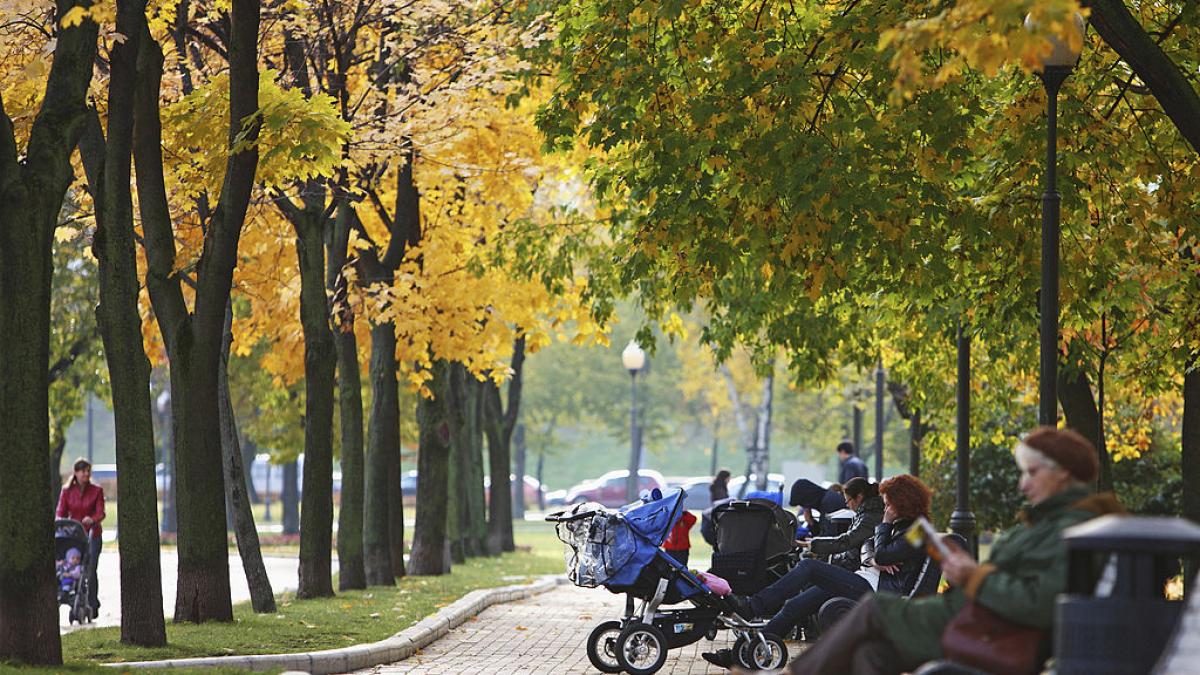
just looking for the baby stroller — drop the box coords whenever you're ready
[547,488,788,674]
[54,518,94,624]
[708,498,803,595]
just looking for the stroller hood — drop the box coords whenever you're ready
[621,488,686,546]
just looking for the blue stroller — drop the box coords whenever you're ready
[547,488,788,674]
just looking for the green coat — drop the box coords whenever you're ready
[874,486,1123,669]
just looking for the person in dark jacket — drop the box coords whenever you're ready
[709,469,731,502]
[789,478,847,536]
[787,427,1126,675]
[809,477,883,572]
[837,441,869,484]
[702,476,933,667]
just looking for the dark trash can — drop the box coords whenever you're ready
[1055,515,1200,675]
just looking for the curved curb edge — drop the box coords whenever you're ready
[105,574,568,674]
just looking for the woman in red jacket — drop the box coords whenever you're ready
[56,458,106,612]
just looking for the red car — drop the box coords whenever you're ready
[565,470,667,508]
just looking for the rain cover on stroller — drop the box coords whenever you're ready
[555,489,687,588]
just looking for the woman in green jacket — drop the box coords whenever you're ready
[787,426,1124,675]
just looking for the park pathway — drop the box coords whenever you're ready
[61,549,337,632]
[355,584,800,674]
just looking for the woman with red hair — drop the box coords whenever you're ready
[703,475,937,668]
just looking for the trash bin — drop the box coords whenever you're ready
[1055,515,1200,675]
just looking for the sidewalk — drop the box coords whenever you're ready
[62,551,337,631]
[354,584,788,675]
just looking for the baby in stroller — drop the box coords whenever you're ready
[54,519,94,624]
[57,548,84,598]
[547,488,790,675]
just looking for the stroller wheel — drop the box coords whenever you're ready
[734,633,788,671]
[615,622,668,675]
[68,608,76,624]
[586,620,624,673]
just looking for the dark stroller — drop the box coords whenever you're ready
[708,498,803,596]
[54,518,95,624]
[548,489,788,674]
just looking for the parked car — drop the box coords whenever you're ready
[543,489,568,508]
[680,476,715,511]
[728,472,787,498]
[564,469,667,508]
[401,469,419,506]
[484,474,546,506]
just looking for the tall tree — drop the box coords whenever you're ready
[330,201,367,591]
[409,360,453,575]
[0,0,98,660]
[483,337,526,554]
[78,0,167,645]
[132,0,261,621]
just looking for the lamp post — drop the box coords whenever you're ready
[622,341,646,502]
[950,322,977,555]
[1026,13,1085,426]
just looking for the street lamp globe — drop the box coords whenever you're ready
[1024,12,1086,70]
[621,340,646,373]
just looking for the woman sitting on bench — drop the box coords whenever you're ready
[702,475,934,669]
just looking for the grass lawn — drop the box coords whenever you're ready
[54,519,566,671]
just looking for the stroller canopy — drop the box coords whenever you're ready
[711,498,798,561]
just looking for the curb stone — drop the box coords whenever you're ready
[105,575,567,674]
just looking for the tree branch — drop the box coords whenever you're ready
[1085,0,1200,154]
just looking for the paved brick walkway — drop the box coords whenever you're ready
[356,584,798,674]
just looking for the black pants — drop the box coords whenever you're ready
[88,535,102,611]
[788,596,907,675]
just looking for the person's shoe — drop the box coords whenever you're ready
[701,648,734,669]
[725,593,757,620]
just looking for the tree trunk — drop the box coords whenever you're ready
[282,460,300,535]
[49,435,67,510]
[0,0,97,659]
[1183,357,1198,594]
[364,322,398,585]
[329,201,366,592]
[1057,366,1112,492]
[243,438,261,504]
[752,374,774,489]
[512,423,527,521]
[218,305,275,613]
[484,337,524,554]
[410,361,453,575]
[295,200,336,599]
[469,382,488,555]
[388,446,406,579]
[484,386,514,555]
[535,448,545,510]
[82,0,167,642]
[132,0,259,622]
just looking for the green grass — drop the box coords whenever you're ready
[58,521,564,669]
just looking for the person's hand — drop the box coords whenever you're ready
[883,503,899,524]
[82,517,93,527]
[940,539,978,587]
[872,562,900,575]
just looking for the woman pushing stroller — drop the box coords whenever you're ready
[56,458,105,614]
[703,475,935,668]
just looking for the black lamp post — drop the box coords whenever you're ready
[622,341,646,502]
[950,322,977,555]
[1027,13,1085,426]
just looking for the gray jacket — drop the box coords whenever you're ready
[809,494,884,571]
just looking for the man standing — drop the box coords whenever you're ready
[837,441,868,484]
